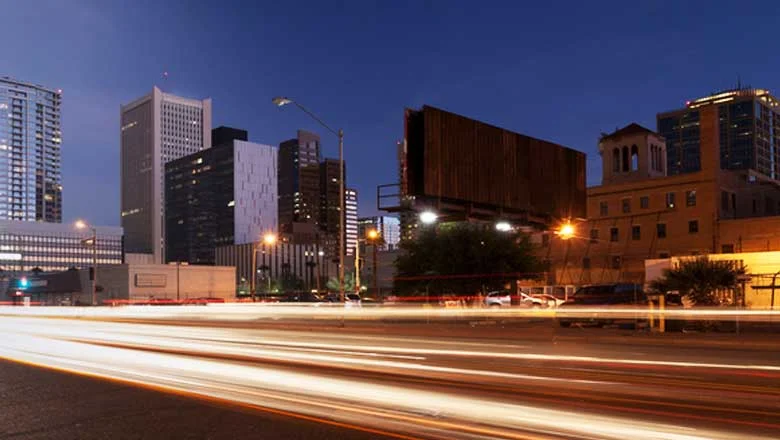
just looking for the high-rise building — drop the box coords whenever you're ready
[0,77,63,222]
[165,127,277,265]
[658,88,780,178]
[345,188,358,256]
[278,130,321,230]
[120,86,212,263]
[358,216,401,251]
[318,158,345,257]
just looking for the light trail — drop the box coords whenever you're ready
[2,303,780,322]
[0,315,778,439]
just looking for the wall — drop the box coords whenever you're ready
[233,140,278,244]
[405,105,586,220]
[646,251,780,308]
[126,264,234,300]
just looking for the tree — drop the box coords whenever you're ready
[326,270,356,293]
[393,223,541,296]
[649,257,745,306]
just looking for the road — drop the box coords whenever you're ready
[1,308,779,439]
[0,359,394,440]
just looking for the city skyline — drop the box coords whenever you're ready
[5,2,780,227]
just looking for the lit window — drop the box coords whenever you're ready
[686,190,697,207]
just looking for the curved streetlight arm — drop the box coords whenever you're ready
[276,98,340,138]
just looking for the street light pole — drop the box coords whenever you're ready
[91,227,97,306]
[272,96,345,303]
[338,129,345,302]
[250,243,258,302]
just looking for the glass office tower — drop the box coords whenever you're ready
[658,88,780,179]
[0,77,63,222]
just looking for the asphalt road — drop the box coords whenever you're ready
[0,359,395,440]
[1,308,780,439]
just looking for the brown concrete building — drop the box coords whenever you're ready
[540,113,780,285]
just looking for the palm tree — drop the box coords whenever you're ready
[649,257,746,306]
[327,271,355,293]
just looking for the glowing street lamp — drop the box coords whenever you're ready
[251,232,278,300]
[557,222,575,240]
[419,211,438,225]
[263,232,277,246]
[495,221,512,232]
[75,219,98,306]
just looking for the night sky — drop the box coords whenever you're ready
[4,0,779,226]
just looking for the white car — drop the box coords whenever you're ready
[345,293,362,308]
[484,291,563,308]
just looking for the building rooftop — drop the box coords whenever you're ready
[686,88,779,109]
[599,123,659,142]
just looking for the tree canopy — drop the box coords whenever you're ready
[649,257,746,306]
[393,223,541,296]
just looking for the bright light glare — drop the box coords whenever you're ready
[557,223,575,239]
[419,211,438,225]
[263,232,277,245]
[495,221,512,232]
[367,229,379,240]
[74,219,88,229]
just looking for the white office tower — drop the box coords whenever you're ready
[120,86,211,263]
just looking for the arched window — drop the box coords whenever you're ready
[622,146,629,172]
[612,148,620,172]
[630,145,639,171]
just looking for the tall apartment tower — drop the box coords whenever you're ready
[0,77,63,222]
[278,130,321,230]
[165,127,277,265]
[658,88,780,178]
[345,188,358,256]
[120,86,212,263]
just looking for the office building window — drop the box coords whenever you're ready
[589,229,599,243]
[610,227,619,242]
[640,196,649,209]
[631,225,641,240]
[600,201,608,216]
[622,198,631,214]
[666,192,676,208]
[721,244,735,253]
[753,199,757,214]
[582,257,591,269]
[686,190,697,207]
[656,223,667,239]
[688,220,699,234]
[611,255,621,270]
[721,191,729,212]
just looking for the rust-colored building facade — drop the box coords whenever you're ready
[396,105,586,238]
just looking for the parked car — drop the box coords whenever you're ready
[485,291,512,307]
[345,293,362,308]
[557,283,647,327]
[484,291,561,308]
[280,291,326,304]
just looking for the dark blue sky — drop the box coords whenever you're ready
[5,0,779,226]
